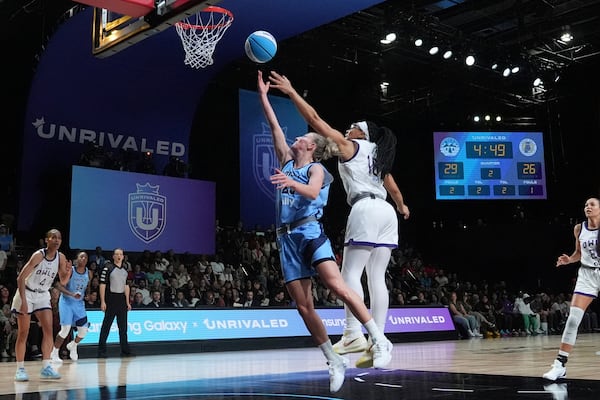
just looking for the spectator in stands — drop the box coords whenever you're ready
[323,291,344,307]
[129,264,147,287]
[270,289,290,307]
[145,263,165,286]
[222,288,240,307]
[152,251,169,272]
[175,264,191,288]
[448,291,482,338]
[136,280,151,305]
[163,278,179,306]
[85,291,100,309]
[172,290,190,308]
[89,246,105,270]
[0,285,12,308]
[434,269,449,287]
[0,225,15,257]
[197,290,224,307]
[146,290,165,308]
[242,290,261,308]
[187,287,201,307]
[162,263,176,283]
[210,254,226,281]
[514,293,543,335]
[131,292,145,308]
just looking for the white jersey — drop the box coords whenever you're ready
[580,221,599,268]
[25,249,59,292]
[338,139,387,206]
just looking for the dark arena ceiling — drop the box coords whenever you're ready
[230,0,600,126]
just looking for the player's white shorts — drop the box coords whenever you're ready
[344,197,398,247]
[11,288,51,314]
[573,266,600,298]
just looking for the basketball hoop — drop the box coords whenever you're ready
[175,6,234,69]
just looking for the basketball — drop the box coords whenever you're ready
[245,31,277,63]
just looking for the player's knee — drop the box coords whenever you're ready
[58,325,72,338]
[76,326,88,339]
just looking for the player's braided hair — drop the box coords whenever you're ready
[365,121,397,176]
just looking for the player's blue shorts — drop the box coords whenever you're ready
[277,221,336,283]
[58,297,88,327]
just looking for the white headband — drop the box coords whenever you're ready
[356,121,369,140]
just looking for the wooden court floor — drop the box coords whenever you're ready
[1,333,599,399]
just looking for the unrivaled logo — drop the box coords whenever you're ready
[128,183,166,243]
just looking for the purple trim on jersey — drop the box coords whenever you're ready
[573,291,597,299]
[344,239,398,248]
[338,140,361,164]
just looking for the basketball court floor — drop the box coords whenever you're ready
[1,333,599,399]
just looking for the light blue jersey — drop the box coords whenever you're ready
[277,160,333,224]
[276,160,336,283]
[58,265,89,326]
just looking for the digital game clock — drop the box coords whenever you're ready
[434,132,547,200]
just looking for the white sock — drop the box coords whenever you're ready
[363,319,385,343]
[318,339,340,363]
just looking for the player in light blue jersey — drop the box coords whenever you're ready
[51,251,92,362]
[258,71,393,393]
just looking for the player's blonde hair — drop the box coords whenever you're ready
[309,133,340,162]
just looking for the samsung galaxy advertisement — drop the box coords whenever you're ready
[83,307,455,344]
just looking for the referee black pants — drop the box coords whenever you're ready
[98,292,130,354]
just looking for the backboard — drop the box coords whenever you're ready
[91,0,222,58]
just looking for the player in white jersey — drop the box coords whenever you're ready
[51,251,92,362]
[11,229,69,381]
[268,71,409,368]
[543,197,600,381]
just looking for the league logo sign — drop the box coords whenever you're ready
[128,183,166,243]
[253,123,291,202]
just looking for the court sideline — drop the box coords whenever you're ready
[1,333,599,399]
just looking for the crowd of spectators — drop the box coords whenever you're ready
[0,214,599,359]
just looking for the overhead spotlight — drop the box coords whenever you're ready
[511,66,520,74]
[429,46,439,55]
[380,32,397,44]
[484,115,491,121]
[495,115,502,122]
[560,26,573,42]
[465,55,475,66]
[491,63,498,70]
[443,50,453,59]
[502,67,511,77]
[473,115,480,122]
[414,38,423,47]
[533,77,543,87]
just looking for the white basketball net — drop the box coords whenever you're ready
[175,6,234,69]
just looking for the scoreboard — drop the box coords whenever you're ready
[433,132,547,200]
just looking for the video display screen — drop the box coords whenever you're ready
[70,166,215,253]
[433,132,547,200]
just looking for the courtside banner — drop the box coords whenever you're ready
[238,89,307,229]
[83,307,455,344]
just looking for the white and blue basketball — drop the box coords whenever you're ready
[245,31,277,63]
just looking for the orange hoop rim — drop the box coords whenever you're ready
[175,6,234,30]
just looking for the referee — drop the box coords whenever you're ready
[97,248,133,358]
